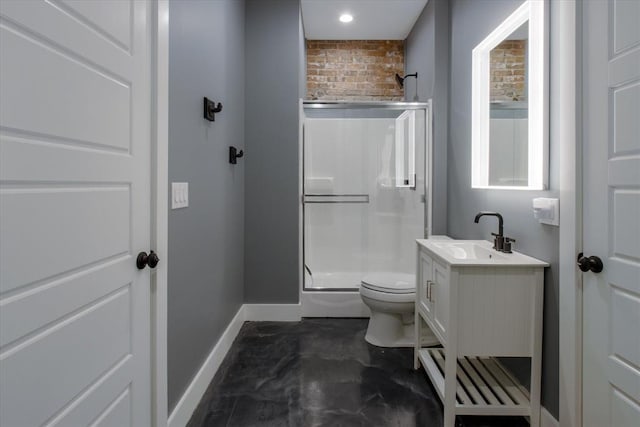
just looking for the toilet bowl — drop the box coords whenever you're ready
[360,272,439,348]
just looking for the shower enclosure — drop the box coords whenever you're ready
[301,101,432,293]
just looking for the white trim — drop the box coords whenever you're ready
[541,407,559,427]
[151,1,169,426]
[167,306,246,427]
[425,99,433,237]
[556,1,582,426]
[298,99,305,307]
[301,291,370,317]
[528,0,550,190]
[244,304,302,322]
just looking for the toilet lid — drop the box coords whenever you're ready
[361,273,415,294]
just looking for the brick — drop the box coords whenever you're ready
[306,40,404,101]
[489,39,527,102]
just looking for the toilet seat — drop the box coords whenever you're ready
[361,273,415,294]
[359,285,414,303]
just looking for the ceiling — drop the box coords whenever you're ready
[301,0,429,40]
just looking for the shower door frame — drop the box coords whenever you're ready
[299,100,433,294]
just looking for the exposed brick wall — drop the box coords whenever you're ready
[490,40,527,102]
[306,40,404,101]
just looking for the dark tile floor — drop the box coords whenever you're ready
[187,319,528,427]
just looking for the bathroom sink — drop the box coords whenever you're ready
[431,241,507,261]
[416,239,549,267]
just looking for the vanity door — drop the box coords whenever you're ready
[430,261,449,343]
[417,251,435,321]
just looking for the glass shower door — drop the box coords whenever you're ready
[303,107,426,291]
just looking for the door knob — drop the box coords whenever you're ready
[577,252,603,273]
[137,250,159,270]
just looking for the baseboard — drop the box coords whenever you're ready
[541,407,559,427]
[243,303,302,321]
[167,305,246,427]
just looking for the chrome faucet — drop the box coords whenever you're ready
[474,212,515,253]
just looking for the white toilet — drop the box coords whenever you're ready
[360,272,439,348]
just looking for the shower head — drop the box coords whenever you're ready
[395,73,404,87]
[394,72,418,88]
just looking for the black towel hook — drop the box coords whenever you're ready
[229,146,244,164]
[204,97,222,121]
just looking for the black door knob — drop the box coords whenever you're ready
[577,252,603,273]
[137,250,159,270]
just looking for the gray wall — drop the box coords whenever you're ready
[244,0,301,303]
[167,0,245,411]
[405,0,450,235]
[446,0,559,417]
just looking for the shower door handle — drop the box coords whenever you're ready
[303,194,370,204]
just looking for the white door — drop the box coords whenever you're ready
[0,1,152,426]
[582,1,640,426]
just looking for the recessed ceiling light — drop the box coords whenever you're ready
[339,13,353,23]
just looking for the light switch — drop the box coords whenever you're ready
[172,182,189,209]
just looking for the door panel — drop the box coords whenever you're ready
[48,358,133,427]
[613,190,640,261]
[0,0,132,77]
[1,188,130,292]
[0,259,131,347]
[56,0,133,50]
[432,261,449,340]
[611,289,640,369]
[0,25,131,149]
[612,83,639,154]
[582,0,640,425]
[613,0,640,53]
[0,289,131,426]
[611,389,640,427]
[0,0,151,425]
[418,252,433,318]
[92,389,132,427]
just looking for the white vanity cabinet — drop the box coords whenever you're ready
[414,239,548,427]
[416,251,449,344]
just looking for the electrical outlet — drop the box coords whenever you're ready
[172,182,189,209]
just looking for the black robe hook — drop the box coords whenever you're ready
[204,97,222,121]
[229,146,244,164]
